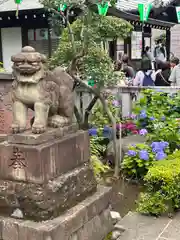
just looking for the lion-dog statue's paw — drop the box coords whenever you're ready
[11,123,26,134]
[32,123,46,134]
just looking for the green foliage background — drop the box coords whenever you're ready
[49,11,133,85]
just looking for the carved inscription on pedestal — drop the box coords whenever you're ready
[9,147,26,169]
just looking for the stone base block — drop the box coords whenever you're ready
[0,134,6,143]
[0,164,97,221]
[7,124,78,145]
[0,130,90,184]
[0,186,113,240]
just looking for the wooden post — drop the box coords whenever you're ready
[166,28,171,61]
[48,24,52,58]
[141,22,145,57]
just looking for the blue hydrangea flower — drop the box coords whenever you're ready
[149,116,155,121]
[139,150,149,160]
[151,142,163,153]
[159,141,169,149]
[151,141,169,153]
[161,116,166,121]
[139,110,147,119]
[151,142,158,148]
[127,150,137,157]
[139,129,148,136]
[103,126,112,138]
[140,121,147,127]
[88,128,97,136]
[156,151,167,160]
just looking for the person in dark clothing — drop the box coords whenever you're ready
[155,61,171,86]
[122,54,135,79]
[114,60,122,71]
[170,57,179,69]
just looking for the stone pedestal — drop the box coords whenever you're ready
[0,126,113,239]
[0,186,113,240]
[0,126,97,220]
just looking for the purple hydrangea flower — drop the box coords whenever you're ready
[88,128,97,136]
[131,144,136,147]
[112,100,119,107]
[130,114,136,119]
[161,116,166,121]
[139,110,147,119]
[156,151,167,160]
[149,116,155,121]
[139,129,148,136]
[139,150,149,160]
[127,150,137,157]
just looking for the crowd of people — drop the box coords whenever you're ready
[114,39,180,87]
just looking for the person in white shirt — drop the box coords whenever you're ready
[133,58,156,86]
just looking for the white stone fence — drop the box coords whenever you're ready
[75,86,180,118]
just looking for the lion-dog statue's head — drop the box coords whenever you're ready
[11,46,47,84]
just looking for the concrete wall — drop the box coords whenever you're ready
[1,27,22,72]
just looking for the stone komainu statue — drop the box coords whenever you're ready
[11,46,74,134]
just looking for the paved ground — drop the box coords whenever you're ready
[119,211,180,240]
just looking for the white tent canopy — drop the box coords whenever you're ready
[0,0,43,12]
[116,0,173,11]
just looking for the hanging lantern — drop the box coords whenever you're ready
[58,3,67,12]
[88,79,97,87]
[88,79,95,87]
[138,3,152,22]
[15,0,22,17]
[97,1,110,16]
[176,7,180,23]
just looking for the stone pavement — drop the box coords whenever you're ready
[118,211,180,240]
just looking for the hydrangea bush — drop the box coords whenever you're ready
[121,89,180,180]
[137,150,180,216]
[122,142,169,180]
[133,90,180,153]
[116,117,139,137]
[89,89,180,184]
[89,95,140,158]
